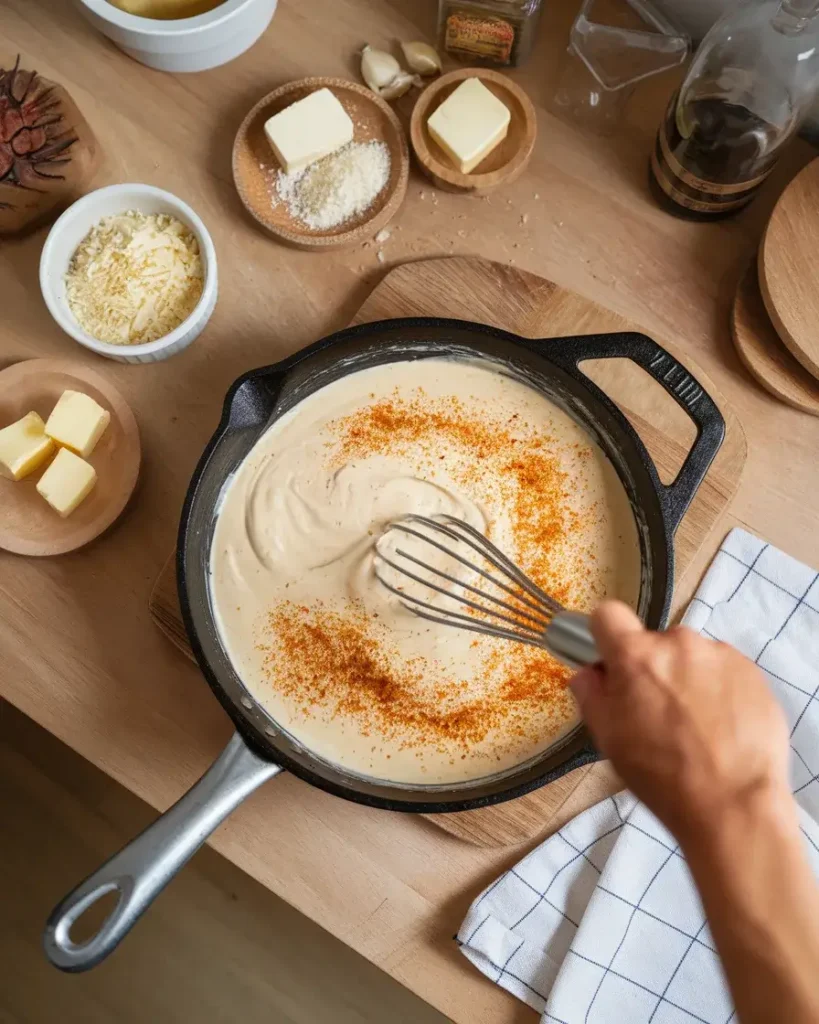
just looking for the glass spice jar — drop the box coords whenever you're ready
[438,0,544,67]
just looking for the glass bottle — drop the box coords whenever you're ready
[438,0,544,67]
[650,0,819,219]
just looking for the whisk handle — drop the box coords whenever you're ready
[546,612,599,669]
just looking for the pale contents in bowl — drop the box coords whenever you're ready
[106,0,226,18]
[65,211,203,346]
[209,359,641,785]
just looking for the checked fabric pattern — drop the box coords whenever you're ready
[458,529,819,1023]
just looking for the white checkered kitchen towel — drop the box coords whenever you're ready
[458,529,819,1024]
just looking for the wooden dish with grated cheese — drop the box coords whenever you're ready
[232,78,409,251]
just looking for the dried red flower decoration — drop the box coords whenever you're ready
[0,55,78,210]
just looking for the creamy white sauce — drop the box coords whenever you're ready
[210,359,640,784]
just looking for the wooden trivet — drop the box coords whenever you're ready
[149,256,747,847]
[759,158,819,379]
[732,260,819,417]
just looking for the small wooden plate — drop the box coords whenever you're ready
[232,77,409,251]
[410,68,537,195]
[732,260,819,416]
[0,359,141,556]
[759,158,819,379]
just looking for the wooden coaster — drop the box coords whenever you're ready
[0,359,140,556]
[410,68,537,195]
[149,256,746,847]
[759,158,819,379]
[732,261,819,416]
[232,78,409,251]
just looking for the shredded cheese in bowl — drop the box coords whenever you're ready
[65,211,204,346]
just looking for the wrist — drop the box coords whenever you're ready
[679,778,799,870]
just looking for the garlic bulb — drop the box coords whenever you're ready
[379,71,421,100]
[361,45,402,93]
[401,41,442,76]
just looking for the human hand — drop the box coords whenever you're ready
[570,601,792,846]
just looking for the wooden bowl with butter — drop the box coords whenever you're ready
[0,360,140,557]
[233,77,409,251]
[410,68,537,195]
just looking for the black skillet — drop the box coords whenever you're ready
[44,319,724,971]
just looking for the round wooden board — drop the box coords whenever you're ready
[732,260,819,416]
[410,68,537,195]
[759,158,819,378]
[232,77,409,251]
[0,359,141,556]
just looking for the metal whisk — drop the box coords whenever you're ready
[374,514,599,670]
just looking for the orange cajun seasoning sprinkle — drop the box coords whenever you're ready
[258,602,573,750]
[332,391,601,606]
[258,388,601,757]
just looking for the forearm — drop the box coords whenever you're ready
[681,785,819,1024]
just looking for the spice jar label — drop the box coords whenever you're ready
[445,12,516,64]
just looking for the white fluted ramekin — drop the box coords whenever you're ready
[40,183,218,365]
[75,0,277,73]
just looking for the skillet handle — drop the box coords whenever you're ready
[43,732,282,972]
[541,332,726,535]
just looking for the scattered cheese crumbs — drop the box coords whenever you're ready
[65,211,203,346]
[377,250,385,263]
[520,213,529,225]
[272,141,391,231]
[374,228,391,244]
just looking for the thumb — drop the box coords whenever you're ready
[569,665,608,740]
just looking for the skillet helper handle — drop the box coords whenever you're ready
[44,732,281,972]
[542,332,726,535]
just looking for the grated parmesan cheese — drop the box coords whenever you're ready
[271,140,391,231]
[65,211,204,346]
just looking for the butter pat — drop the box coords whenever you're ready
[45,390,110,458]
[36,448,97,517]
[264,88,354,174]
[427,78,511,174]
[0,412,55,481]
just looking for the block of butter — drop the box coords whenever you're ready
[427,78,511,174]
[36,447,97,517]
[0,411,55,481]
[264,87,354,174]
[45,390,110,459]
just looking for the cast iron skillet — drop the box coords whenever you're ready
[45,319,725,971]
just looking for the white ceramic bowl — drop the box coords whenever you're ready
[75,0,277,73]
[40,183,218,364]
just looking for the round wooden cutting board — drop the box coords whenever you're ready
[759,158,819,379]
[0,359,140,556]
[732,261,819,416]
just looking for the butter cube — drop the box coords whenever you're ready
[36,448,97,517]
[45,390,110,458]
[0,411,55,481]
[427,78,511,174]
[264,87,354,174]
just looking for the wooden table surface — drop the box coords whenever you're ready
[2,2,818,1022]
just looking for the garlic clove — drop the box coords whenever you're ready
[379,71,422,100]
[401,41,442,76]
[361,44,402,93]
